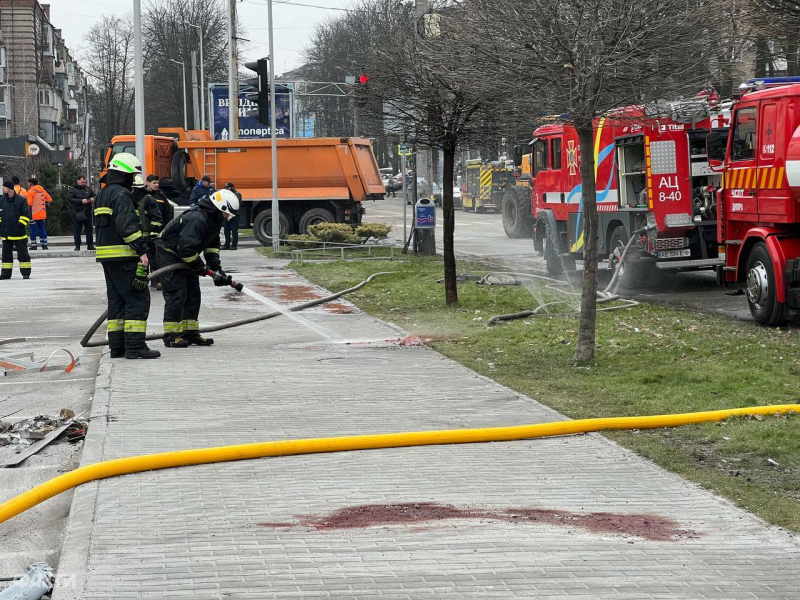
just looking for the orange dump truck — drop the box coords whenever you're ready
[103,128,386,245]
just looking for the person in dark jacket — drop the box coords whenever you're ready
[132,175,162,282]
[189,175,214,207]
[94,153,160,360]
[0,181,32,279]
[222,182,243,250]
[68,176,96,251]
[147,174,173,289]
[157,189,239,348]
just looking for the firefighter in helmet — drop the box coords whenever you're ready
[157,188,239,348]
[94,152,160,359]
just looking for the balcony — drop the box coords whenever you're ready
[39,105,58,123]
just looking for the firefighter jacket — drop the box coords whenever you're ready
[27,185,52,220]
[152,189,175,230]
[93,183,149,262]
[157,207,221,273]
[0,193,32,240]
[133,189,163,238]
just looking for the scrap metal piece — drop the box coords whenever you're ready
[0,422,73,468]
[0,563,53,600]
[0,338,26,347]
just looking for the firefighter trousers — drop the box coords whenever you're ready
[1,239,31,278]
[158,248,202,344]
[102,261,151,352]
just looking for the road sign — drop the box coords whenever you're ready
[398,144,412,156]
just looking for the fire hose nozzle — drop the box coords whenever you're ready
[206,270,244,292]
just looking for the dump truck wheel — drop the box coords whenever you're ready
[171,150,189,192]
[253,209,291,246]
[299,208,335,233]
[502,187,533,238]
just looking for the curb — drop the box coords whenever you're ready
[51,350,112,600]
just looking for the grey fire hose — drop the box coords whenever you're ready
[80,264,391,348]
[486,224,655,326]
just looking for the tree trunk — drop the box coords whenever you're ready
[573,122,598,364]
[442,144,458,305]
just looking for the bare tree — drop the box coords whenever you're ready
[462,0,712,362]
[144,0,230,132]
[83,15,136,151]
[352,0,518,304]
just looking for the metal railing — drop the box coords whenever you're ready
[285,241,397,265]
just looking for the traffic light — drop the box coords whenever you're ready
[242,58,269,125]
[355,65,369,107]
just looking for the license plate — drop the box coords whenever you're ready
[658,249,691,259]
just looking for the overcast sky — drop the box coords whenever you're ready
[49,0,346,78]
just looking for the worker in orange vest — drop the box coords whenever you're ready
[26,178,52,250]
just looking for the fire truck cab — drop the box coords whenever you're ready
[532,101,728,277]
[706,77,800,325]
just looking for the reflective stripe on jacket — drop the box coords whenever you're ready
[94,183,149,262]
[27,185,52,220]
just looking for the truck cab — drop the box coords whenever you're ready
[708,78,800,324]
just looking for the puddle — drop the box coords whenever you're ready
[258,502,696,542]
[223,282,357,315]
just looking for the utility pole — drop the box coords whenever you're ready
[133,0,145,174]
[191,51,200,129]
[169,59,188,131]
[268,0,280,251]
[184,20,205,131]
[227,0,239,140]
[83,85,90,183]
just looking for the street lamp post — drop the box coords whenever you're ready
[267,0,279,251]
[133,0,145,173]
[169,58,188,131]
[184,20,205,131]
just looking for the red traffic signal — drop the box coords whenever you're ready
[359,74,369,85]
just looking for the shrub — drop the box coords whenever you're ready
[285,234,318,249]
[307,222,360,244]
[355,222,392,243]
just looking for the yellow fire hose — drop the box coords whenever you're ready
[0,404,797,525]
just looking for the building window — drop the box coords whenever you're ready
[0,47,6,84]
[38,89,54,107]
[0,87,7,119]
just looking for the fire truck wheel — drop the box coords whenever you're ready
[253,209,291,246]
[502,187,533,239]
[745,243,788,326]
[299,208,335,233]
[543,224,564,277]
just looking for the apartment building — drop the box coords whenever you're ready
[0,0,86,161]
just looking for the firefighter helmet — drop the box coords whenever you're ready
[108,152,143,174]
[132,174,145,188]
[209,189,240,221]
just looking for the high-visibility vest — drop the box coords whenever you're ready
[27,186,51,220]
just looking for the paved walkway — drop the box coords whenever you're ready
[49,250,800,599]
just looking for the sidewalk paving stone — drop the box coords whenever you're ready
[47,249,800,599]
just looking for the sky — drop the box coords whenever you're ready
[47,0,347,78]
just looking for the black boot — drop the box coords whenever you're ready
[186,334,214,346]
[165,336,190,348]
[126,345,161,359]
[110,348,126,358]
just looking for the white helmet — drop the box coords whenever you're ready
[108,152,143,174]
[209,189,240,221]
[132,174,145,188]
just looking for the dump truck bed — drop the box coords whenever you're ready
[161,128,385,202]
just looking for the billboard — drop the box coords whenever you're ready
[209,84,292,140]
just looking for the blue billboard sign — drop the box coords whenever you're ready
[210,84,292,140]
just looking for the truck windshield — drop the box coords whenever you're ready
[109,142,136,162]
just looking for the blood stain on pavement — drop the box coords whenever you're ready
[257,502,696,541]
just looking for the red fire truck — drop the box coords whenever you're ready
[705,77,800,325]
[531,97,730,279]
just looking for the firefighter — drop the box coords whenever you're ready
[94,152,160,360]
[132,174,162,275]
[0,180,32,279]
[146,174,173,289]
[26,177,52,250]
[157,189,239,348]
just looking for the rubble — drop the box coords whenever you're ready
[0,410,88,466]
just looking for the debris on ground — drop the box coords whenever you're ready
[0,562,54,600]
[0,410,87,464]
[0,346,78,377]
